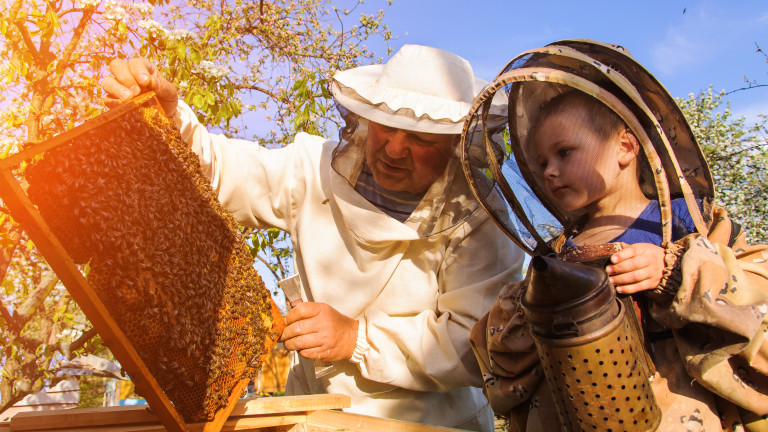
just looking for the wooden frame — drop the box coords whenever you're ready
[0,94,285,432]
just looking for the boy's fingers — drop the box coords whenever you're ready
[606,255,644,275]
[615,281,652,294]
[609,270,644,286]
[610,244,640,264]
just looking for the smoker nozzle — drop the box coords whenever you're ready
[522,255,619,338]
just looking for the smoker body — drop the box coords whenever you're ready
[522,256,660,431]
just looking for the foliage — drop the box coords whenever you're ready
[0,0,393,413]
[76,376,104,408]
[0,0,162,412]
[140,0,393,144]
[677,87,768,243]
[246,227,292,284]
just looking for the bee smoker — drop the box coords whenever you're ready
[521,256,660,431]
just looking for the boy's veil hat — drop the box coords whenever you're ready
[460,39,714,255]
[331,44,495,134]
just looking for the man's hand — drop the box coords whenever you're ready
[102,58,178,118]
[606,242,665,294]
[280,302,358,362]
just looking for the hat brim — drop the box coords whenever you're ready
[332,65,493,135]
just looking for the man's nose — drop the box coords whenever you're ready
[384,131,410,158]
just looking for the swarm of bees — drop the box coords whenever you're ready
[25,99,278,422]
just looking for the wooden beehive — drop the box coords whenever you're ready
[0,93,285,432]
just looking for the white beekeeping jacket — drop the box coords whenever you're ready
[176,101,524,430]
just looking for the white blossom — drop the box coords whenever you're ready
[139,19,168,37]
[167,28,194,42]
[104,1,128,21]
[76,0,101,8]
[131,2,153,15]
[195,61,230,79]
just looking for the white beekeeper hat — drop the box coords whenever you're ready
[331,44,490,135]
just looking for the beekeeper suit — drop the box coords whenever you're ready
[107,45,525,431]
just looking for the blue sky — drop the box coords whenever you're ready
[369,0,768,122]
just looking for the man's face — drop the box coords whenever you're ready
[365,122,457,194]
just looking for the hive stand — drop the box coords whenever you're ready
[0,93,285,432]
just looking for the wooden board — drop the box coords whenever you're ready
[7,394,464,432]
[10,394,345,431]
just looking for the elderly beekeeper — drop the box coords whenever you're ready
[103,44,525,431]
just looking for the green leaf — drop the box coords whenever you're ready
[190,47,201,63]
[176,42,186,60]
[193,94,205,108]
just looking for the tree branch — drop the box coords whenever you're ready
[233,83,286,102]
[66,327,98,360]
[0,222,22,283]
[253,251,281,282]
[41,5,97,117]
[13,21,42,63]
[14,270,58,326]
[724,84,768,96]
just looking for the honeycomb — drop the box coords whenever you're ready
[24,97,279,422]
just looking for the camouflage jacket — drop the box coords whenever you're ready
[471,206,768,431]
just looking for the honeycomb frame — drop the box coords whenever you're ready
[0,93,286,432]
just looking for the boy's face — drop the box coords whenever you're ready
[532,109,625,214]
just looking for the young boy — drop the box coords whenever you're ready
[529,90,694,295]
[467,40,768,432]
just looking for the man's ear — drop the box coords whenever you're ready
[617,129,640,168]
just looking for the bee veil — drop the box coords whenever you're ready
[460,39,714,256]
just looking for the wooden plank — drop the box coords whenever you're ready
[231,395,350,417]
[0,170,187,432]
[305,410,463,432]
[216,414,307,431]
[17,425,166,432]
[9,406,156,431]
[8,395,349,432]
[9,413,308,432]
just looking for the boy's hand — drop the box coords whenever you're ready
[102,58,178,118]
[606,243,665,294]
[280,302,358,362]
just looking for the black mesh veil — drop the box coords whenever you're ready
[462,95,562,255]
[461,40,714,256]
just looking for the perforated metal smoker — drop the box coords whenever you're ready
[522,256,660,432]
[0,93,285,432]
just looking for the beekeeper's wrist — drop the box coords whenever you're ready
[349,318,369,364]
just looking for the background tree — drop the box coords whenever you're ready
[0,0,159,412]
[0,0,392,414]
[677,87,768,243]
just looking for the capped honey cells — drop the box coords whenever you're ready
[25,99,278,422]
